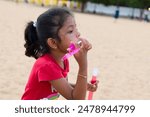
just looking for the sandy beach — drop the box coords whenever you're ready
[0,0,150,100]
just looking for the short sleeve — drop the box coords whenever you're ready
[38,63,63,82]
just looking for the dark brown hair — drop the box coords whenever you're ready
[24,7,73,59]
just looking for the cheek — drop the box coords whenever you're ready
[59,33,70,46]
[62,42,70,50]
[67,34,78,43]
[63,35,72,45]
[58,38,71,53]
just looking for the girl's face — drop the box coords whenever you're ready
[57,16,80,53]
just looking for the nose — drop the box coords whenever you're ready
[76,30,80,38]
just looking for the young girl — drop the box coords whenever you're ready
[21,7,98,100]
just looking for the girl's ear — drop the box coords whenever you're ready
[47,38,57,49]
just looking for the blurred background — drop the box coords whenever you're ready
[12,0,150,22]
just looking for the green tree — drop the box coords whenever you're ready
[126,0,140,19]
[91,0,109,5]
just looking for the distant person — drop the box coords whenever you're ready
[114,7,120,21]
[144,14,149,22]
[21,7,99,100]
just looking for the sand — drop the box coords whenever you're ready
[0,0,150,100]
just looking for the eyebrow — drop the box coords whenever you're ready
[67,24,76,29]
[67,25,74,28]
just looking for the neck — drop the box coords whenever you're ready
[49,50,65,68]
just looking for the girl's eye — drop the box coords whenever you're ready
[68,30,73,33]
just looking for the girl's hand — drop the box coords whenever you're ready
[87,80,99,92]
[77,38,92,52]
[74,38,92,67]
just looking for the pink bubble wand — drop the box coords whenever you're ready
[61,41,82,61]
[88,68,98,100]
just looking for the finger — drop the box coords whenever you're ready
[78,38,88,49]
[84,40,92,50]
[93,80,99,85]
[87,43,92,50]
[91,84,98,92]
[77,39,85,49]
[95,82,99,88]
[91,87,96,92]
[74,40,82,49]
[95,84,98,90]
[84,39,90,49]
[88,84,96,91]
[88,87,93,91]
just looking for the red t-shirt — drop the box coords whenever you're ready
[21,54,69,100]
